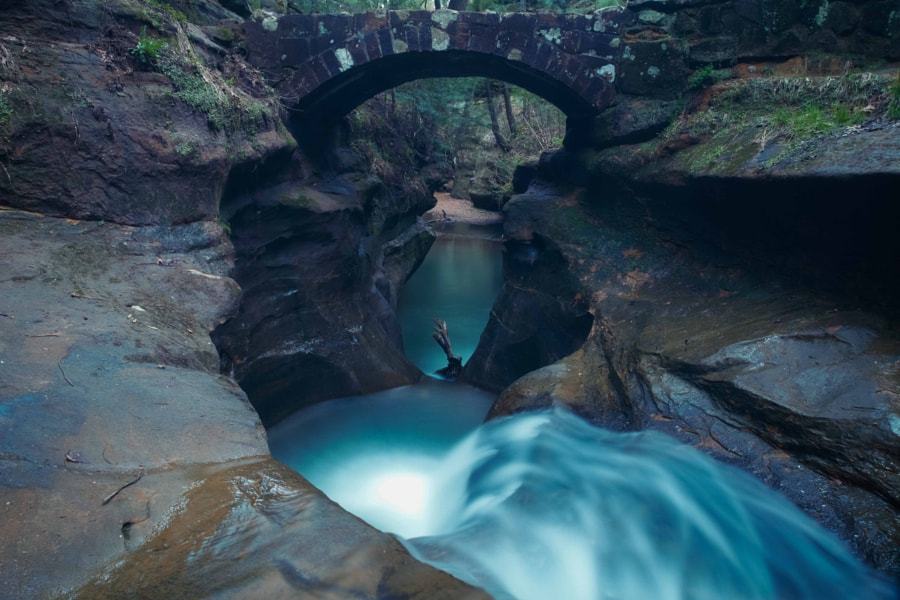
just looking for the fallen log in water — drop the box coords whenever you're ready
[432,318,463,378]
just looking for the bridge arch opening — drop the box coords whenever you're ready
[291,48,600,144]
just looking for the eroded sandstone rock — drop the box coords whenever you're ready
[472,180,900,573]
[0,0,293,225]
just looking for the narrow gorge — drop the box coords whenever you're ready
[0,0,898,598]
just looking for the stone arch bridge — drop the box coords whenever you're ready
[242,2,899,142]
[243,8,634,138]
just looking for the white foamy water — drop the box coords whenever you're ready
[271,396,893,600]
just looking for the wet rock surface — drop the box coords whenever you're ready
[0,207,479,600]
[76,459,486,600]
[0,209,265,597]
[473,180,900,574]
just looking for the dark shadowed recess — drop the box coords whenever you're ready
[606,176,900,312]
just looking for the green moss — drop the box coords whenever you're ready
[216,26,235,43]
[145,0,188,23]
[644,73,897,177]
[131,27,169,68]
[145,27,274,135]
[688,65,732,90]
[159,59,228,130]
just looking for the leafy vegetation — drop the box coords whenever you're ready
[687,65,732,90]
[130,27,169,68]
[349,77,564,198]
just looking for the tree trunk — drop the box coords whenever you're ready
[448,0,468,9]
[486,92,511,152]
[502,83,517,138]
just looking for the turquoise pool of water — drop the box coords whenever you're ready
[398,223,503,376]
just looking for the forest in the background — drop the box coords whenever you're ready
[348,77,566,208]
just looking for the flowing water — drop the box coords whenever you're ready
[269,221,892,600]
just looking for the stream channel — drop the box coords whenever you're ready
[268,221,890,600]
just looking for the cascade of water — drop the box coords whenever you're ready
[269,221,892,600]
[402,409,892,600]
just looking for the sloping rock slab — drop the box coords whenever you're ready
[76,459,487,600]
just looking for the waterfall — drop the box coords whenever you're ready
[400,409,892,600]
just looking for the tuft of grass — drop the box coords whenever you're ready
[688,65,732,90]
[771,103,865,139]
[889,75,900,120]
[722,72,886,108]
[175,138,198,156]
[130,27,169,68]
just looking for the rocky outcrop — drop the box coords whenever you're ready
[463,186,595,391]
[381,218,437,307]
[470,177,900,573]
[0,1,468,597]
[464,8,900,573]
[0,209,264,597]
[211,150,435,426]
[0,208,479,599]
[0,0,293,225]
